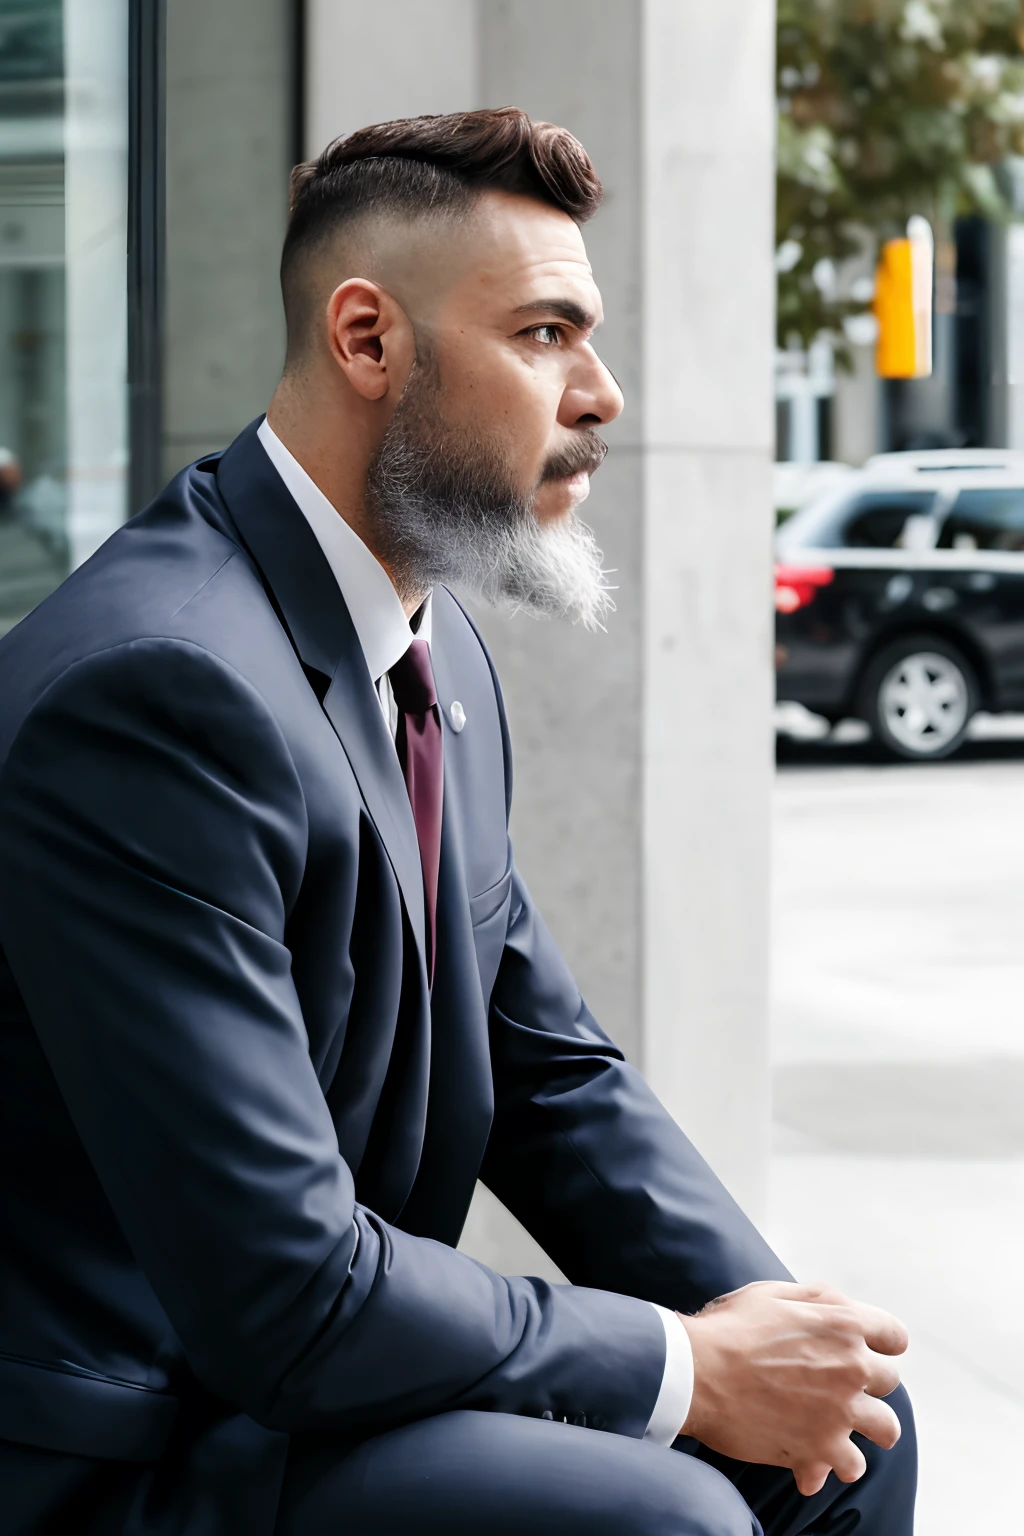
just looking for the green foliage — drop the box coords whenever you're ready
[777,0,1024,353]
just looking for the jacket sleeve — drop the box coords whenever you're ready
[481,872,792,1313]
[0,638,665,1437]
[475,653,791,1311]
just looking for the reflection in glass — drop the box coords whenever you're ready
[0,0,127,636]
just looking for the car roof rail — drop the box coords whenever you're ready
[864,448,1024,474]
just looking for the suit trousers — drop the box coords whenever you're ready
[276,1384,917,1536]
[0,1383,914,1535]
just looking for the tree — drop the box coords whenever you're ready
[777,0,1024,358]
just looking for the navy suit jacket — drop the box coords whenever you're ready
[0,421,786,1522]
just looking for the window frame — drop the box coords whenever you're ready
[127,0,166,515]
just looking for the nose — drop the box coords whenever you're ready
[561,349,624,429]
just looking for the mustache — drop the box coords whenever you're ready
[541,430,608,484]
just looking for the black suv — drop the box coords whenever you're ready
[775,450,1024,759]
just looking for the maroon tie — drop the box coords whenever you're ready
[389,639,443,985]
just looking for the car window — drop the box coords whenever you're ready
[937,488,1024,551]
[842,493,938,548]
[779,489,936,552]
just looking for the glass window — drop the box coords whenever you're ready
[779,489,936,552]
[937,487,1024,552]
[0,0,128,637]
[842,493,939,549]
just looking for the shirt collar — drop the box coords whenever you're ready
[256,417,432,684]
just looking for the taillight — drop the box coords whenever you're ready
[775,564,834,614]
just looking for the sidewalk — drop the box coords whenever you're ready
[768,752,1024,1534]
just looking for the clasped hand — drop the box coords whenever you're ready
[678,1280,908,1497]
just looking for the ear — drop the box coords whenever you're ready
[324,278,412,402]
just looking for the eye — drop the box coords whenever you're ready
[526,323,563,346]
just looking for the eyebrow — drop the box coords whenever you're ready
[513,299,600,333]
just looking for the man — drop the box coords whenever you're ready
[0,109,915,1534]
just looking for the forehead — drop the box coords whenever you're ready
[443,190,602,325]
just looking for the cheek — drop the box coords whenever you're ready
[461,354,560,462]
[501,381,564,488]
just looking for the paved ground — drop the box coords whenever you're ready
[769,721,1024,1534]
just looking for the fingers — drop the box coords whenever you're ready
[863,1351,902,1400]
[794,1435,870,1496]
[750,1280,909,1358]
[790,1286,909,1359]
[839,1299,907,1357]
[800,1288,909,1358]
[794,1401,898,1497]
[792,1404,896,1500]
[792,1461,833,1498]
[851,1394,902,1451]
[830,1438,868,1485]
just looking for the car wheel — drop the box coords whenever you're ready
[859,634,977,761]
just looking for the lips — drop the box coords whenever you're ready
[563,470,591,501]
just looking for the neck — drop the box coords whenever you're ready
[265,382,427,619]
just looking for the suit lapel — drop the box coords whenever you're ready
[321,662,427,963]
[216,418,428,970]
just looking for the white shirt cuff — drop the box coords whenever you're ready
[643,1303,694,1445]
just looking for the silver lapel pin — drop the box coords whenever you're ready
[449,700,467,733]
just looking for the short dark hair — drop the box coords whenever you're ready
[281,107,602,354]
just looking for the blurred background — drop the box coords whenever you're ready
[0,3,1021,1530]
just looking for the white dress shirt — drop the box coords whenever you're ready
[256,417,694,1444]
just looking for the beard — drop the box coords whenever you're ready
[363,349,615,631]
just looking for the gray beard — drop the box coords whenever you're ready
[363,357,615,632]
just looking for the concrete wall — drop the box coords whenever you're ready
[309,0,778,1263]
[305,0,478,155]
[163,0,294,479]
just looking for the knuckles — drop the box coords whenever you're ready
[823,1304,862,1338]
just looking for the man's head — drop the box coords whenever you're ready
[275,108,623,628]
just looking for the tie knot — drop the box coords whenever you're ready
[389,638,437,714]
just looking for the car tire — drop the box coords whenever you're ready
[859,633,978,761]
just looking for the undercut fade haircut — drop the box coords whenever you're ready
[280,106,603,358]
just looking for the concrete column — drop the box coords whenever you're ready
[306,0,777,1262]
[304,0,478,153]
[163,0,295,479]
[637,1,775,1217]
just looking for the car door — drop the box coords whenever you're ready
[775,489,942,713]
[934,486,1024,707]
